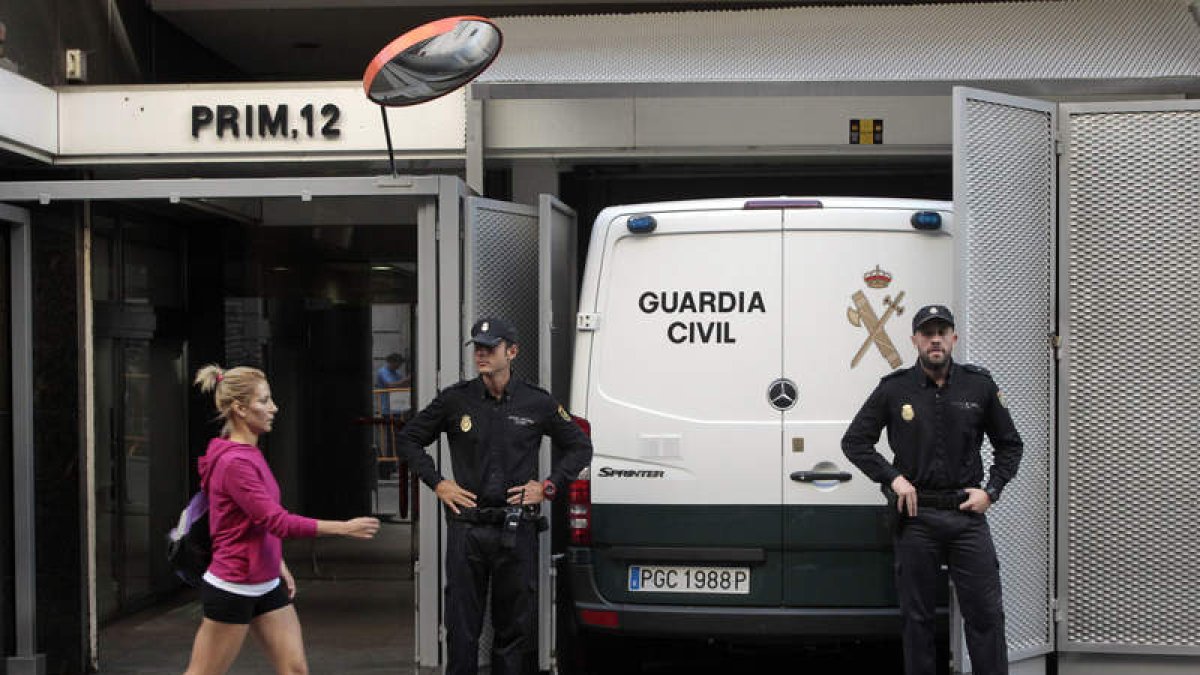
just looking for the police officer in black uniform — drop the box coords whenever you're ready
[396,317,592,675]
[841,305,1023,675]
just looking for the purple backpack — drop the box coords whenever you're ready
[166,491,211,587]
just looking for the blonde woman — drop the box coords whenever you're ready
[184,364,380,675]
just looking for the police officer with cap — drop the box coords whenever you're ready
[841,304,1023,675]
[396,317,592,675]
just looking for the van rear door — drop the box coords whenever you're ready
[585,205,785,607]
[780,203,953,608]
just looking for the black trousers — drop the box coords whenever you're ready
[894,509,1007,675]
[445,519,538,675]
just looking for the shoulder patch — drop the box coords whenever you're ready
[962,363,993,378]
[557,405,571,422]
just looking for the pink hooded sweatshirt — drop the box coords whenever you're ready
[198,438,318,584]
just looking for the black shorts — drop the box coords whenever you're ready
[200,578,291,625]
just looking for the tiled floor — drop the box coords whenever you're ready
[98,518,417,674]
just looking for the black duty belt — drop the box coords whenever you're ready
[450,505,546,527]
[916,490,969,510]
[450,505,548,548]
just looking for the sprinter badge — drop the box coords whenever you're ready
[460,415,472,432]
[901,404,915,421]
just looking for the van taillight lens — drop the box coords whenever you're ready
[579,609,619,628]
[569,478,592,546]
[568,414,592,546]
[742,198,823,210]
[571,414,591,437]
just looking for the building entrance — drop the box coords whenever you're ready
[90,195,421,623]
[0,176,576,673]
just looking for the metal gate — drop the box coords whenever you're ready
[1,202,40,675]
[953,87,1057,671]
[431,194,576,673]
[1058,100,1200,658]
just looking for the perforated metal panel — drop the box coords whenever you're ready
[464,197,540,384]
[539,195,578,403]
[1061,102,1200,654]
[462,195,545,667]
[954,88,1056,663]
[485,1,1200,85]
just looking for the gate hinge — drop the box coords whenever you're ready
[1051,333,1063,361]
[577,312,600,331]
[1055,138,1067,156]
[1051,596,1066,623]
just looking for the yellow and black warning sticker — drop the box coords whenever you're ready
[850,119,884,145]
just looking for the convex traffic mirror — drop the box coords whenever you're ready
[363,16,502,106]
[362,16,501,175]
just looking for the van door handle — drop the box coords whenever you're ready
[790,471,853,483]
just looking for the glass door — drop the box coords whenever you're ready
[93,207,187,620]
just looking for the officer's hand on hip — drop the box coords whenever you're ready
[507,480,544,505]
[959,488,992,514]
[891,475,918,517]
[436,480,478,514]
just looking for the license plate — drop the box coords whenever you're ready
[627,565,750,594]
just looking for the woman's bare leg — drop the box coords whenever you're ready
[183,618,250,675]
[250,604,309,675]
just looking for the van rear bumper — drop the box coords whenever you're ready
[569,559,927,639]
[561,554,945,638]
[575,600,905,638]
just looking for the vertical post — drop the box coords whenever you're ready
[465,91,484,195]
[5,207,46,674]
[380,106,398,178]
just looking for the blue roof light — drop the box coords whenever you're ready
[627,215,657,233]
[911,211,942,230]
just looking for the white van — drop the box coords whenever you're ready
[564,197,953,657]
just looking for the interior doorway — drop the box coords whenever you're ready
[86,189,426,672]
[0,175,467,672]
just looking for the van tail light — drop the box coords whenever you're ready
[568,414,592,546]
[571,414,591,437]
[742,198,823,210]
[569,478,592,546]
[579,609,619,628]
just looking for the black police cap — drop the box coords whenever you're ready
[466,317,519,347]
[912,304,955,333]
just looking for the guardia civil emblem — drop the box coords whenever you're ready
[557,405,571,422]
[847,265,905,369]
[901,404,915,422]
[460,414,472,432]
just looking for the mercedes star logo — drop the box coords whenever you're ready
[768,378,798,411]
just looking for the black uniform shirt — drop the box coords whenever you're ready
[396,377,593,507]
[841,361,1023,500]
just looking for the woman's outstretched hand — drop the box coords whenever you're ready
[342,517,381,539]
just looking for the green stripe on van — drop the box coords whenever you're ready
[588,504,899,608]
